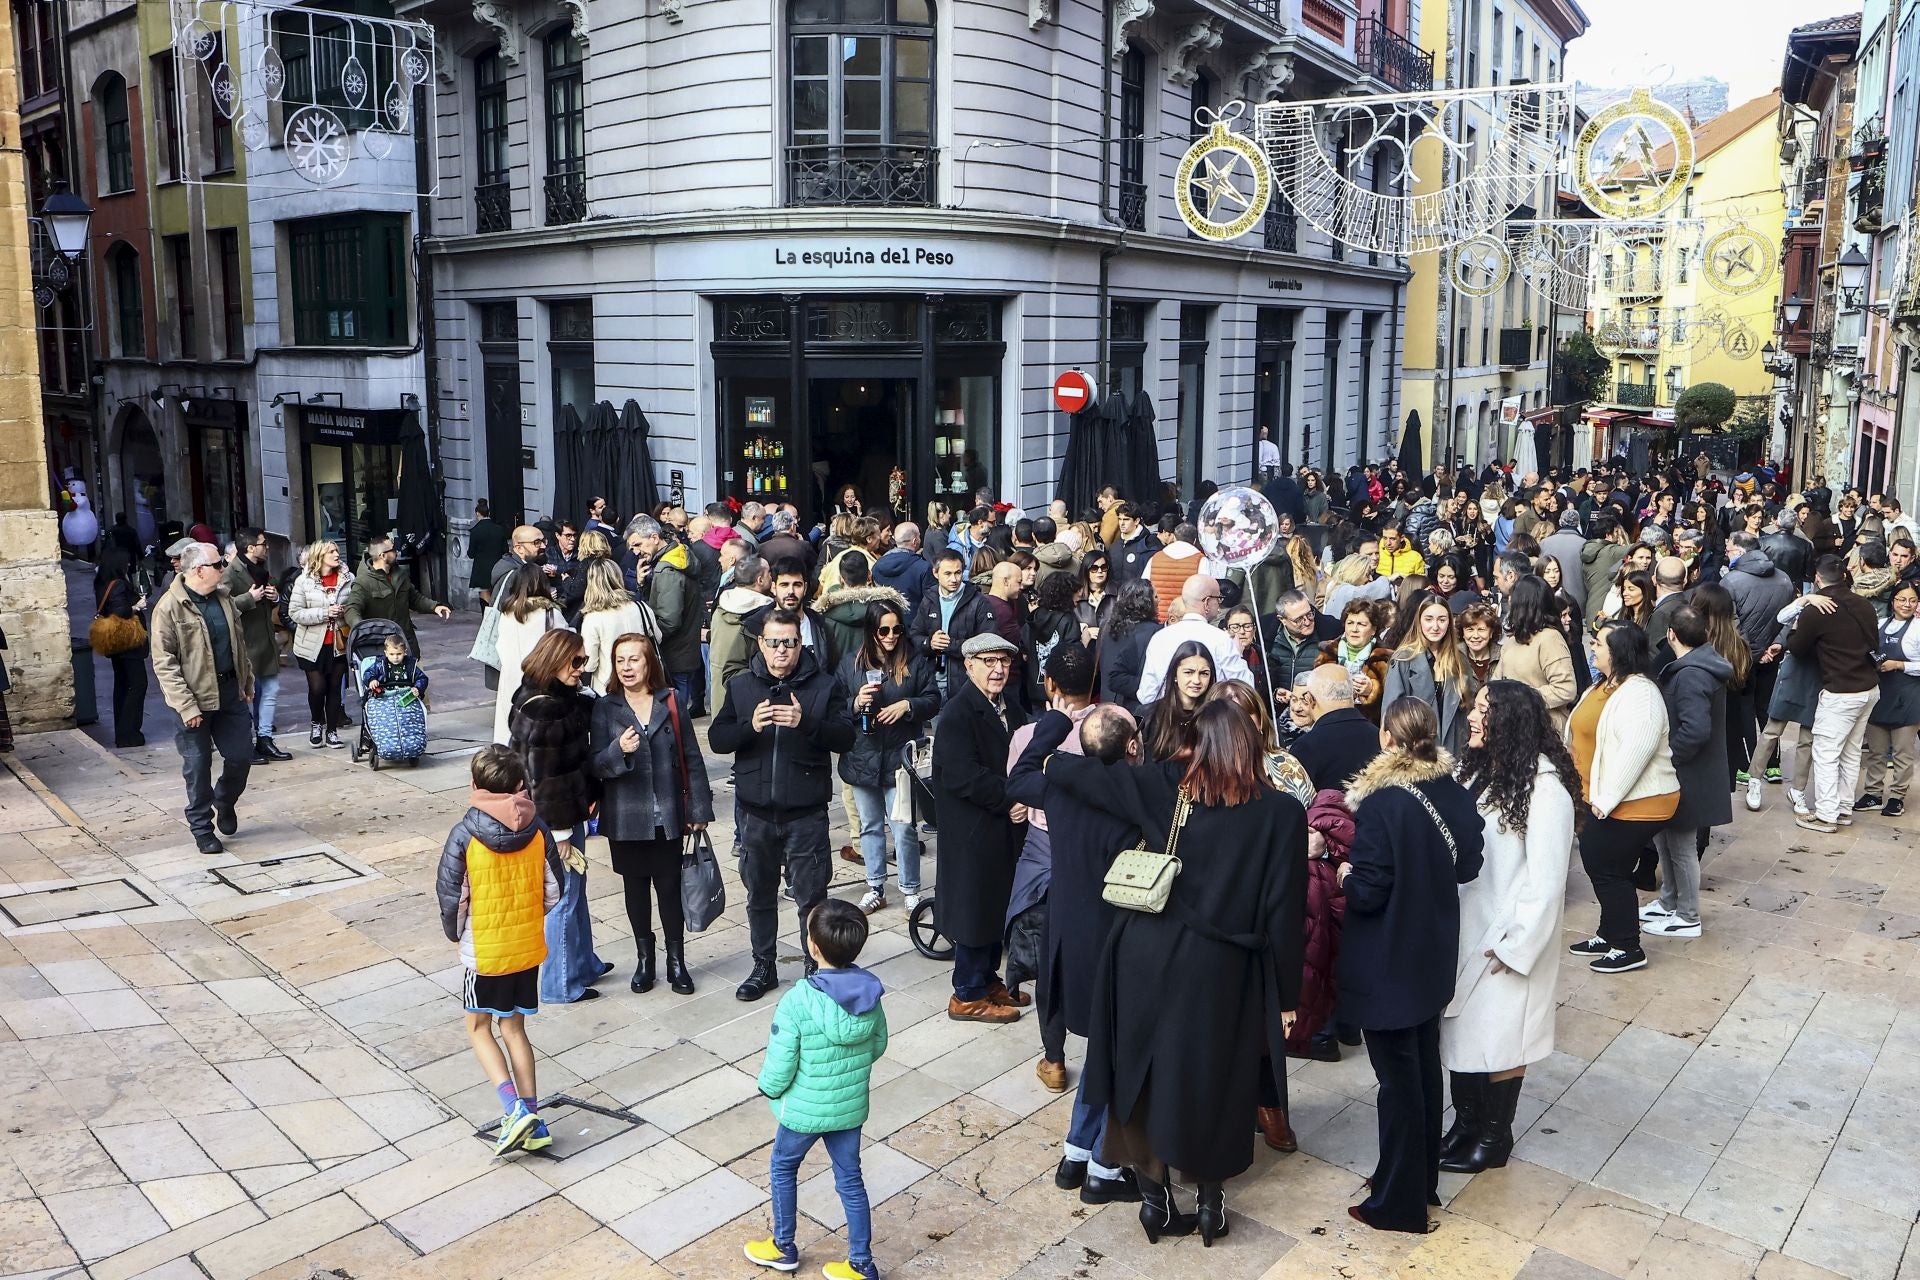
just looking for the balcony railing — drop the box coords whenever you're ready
[476,181,511,233]
[785,144,936,208]
[1263,199,1297,252]
[1498,327,1532,367]
[1232,0,1283,20]
[1619,326,1661,353]
[1356,17,1434,91]
[1116,178,1147,231]
[544,170,586,226]
[1854,160,1886,232]
[1614,381,1656,407]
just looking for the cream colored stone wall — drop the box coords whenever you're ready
[0,0,76,731]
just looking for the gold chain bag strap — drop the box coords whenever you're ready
[1102,788,1192,913]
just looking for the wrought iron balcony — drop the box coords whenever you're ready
[544,170,586,226]
[1116,178,1147,231]
[1499,327,1532,367]
[1233,0,1284,20]
[785,144,936,208]
[1614,381,1656,407]
[1356,17,1433,91]
[1263,199,1297,252]
[1854,159,1886,232]
[476,181,511,233]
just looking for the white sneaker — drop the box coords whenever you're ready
[1745,777,1764,812]
[1647,916,1701,939]
[1790,789,1812,818]
[858,889,885,915]
[902,893,922,912]
[1639,901,1677,922]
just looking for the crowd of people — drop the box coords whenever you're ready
[118,455,1920,1275]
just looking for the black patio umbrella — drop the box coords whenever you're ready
[620,398,662,518]
[1397,410,1424,479]
[395,414,435,542]
[1124,389,1161,505]
[1056,405,1105,513]
[551,401,604,525]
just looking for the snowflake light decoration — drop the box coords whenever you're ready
[285,106,351,185]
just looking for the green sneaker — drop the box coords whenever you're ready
[494,1100,538,1156]
[1735,770,1751,784]
[1765,767,1782,783]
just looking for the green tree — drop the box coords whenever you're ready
[1674,381,1737,431]
[1557,330,1611,403]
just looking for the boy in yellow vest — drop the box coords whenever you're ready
[437,745,562,1156]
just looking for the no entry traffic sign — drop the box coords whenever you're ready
[1053,369,1096,415]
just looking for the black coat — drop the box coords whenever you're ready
[1097,621,1161,717]
[708,648,856,816]
[586,686,714,841]
[507,682,601,831]
[1006,712,1137,1037]
[1338,753,1485,1031]
[1760,530,1812,586]
[835,650,939,788]
[1658,646,1735,829]
[1292,707,1383,791]
[907,582,995,695]
[468,518,509,590]
[1045,749,1308,1182]
[931,680,1028,947]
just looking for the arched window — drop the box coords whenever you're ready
[108,243,144,357]
[786,0,935,206]
[98,73,133,193]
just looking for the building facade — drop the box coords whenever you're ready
[403,0,1429,597]
[1401,0,1588,470]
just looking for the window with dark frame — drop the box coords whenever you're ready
[287,213,407,347]
[169,235,197,361]
[155,53,182,182]
[475,48,510,232]
[218,229,244,359]
[100,73,133,193]
[548,299,595,428]
[1117,48,1147,229]
[110,244,143,357]
[543,32,586,225]
[786,0,935,207]
[15,0,59,102]
[274,8,396,132]
[207,32,234,174]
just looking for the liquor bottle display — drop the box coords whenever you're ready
[740,396,791,496]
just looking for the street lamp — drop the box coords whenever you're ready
[1838,245,1870,307]
[38,182,92,261]
[1783,294,1806,327]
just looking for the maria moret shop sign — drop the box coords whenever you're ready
[305,406,412,444]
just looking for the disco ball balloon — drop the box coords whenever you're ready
[1196,485,1278,570]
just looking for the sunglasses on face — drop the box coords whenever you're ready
[875,625,903,636]
[568,655,588,670]
[762,637,800,650]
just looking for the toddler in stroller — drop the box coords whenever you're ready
[350,621,429,768]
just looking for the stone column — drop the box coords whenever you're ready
[0,0,75,732]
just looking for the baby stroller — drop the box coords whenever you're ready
[346,619,427,770]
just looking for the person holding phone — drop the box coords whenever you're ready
[839,601,939,915]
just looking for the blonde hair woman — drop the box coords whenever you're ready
[579,558,660,694]
[1383,594,1472,754]
[1287,533,1322,605]
[286,539,355,748]
[492,562,568,744]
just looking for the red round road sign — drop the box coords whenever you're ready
[1052,369,1096,415]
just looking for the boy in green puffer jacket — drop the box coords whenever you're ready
[745,899,888,1280]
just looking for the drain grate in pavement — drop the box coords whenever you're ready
[211,852,365,895]
[0,878,156,927]
[469,1094,643,1162]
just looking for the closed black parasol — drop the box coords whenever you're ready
[395,413,435,540]
[620,398,662,518]
[1397,409,1423,478]
[1056,404,1106,514]
[1124,388,1161,505]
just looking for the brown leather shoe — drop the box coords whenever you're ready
[1256,1106,1298,1153]
[987,980,1032,1008]
[949,996,1020,1024]
[1035,1058,1069,1092]
[838,845,861,864]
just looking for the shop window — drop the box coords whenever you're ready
[169,234,197,361]
[475,48,510,232]
[109,243,143,357]
[543,32,586,225]
[786,0,935,207]
[1117,49,1147,229]
[548,299,594,426]
[1256,308,1297,466]
[98,73,133,194]
[1175,304,1211,499]
[1319,311,1346,471]
[287,213,408,346]
[218,229,245,358]
[1109,299,1149,403]
[1358,313,1379,457]
[155,53,182,182]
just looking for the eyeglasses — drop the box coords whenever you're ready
[761,637,800,650]
[875,625,903,636]
[1227,621,1254,634]
[1283,611,1314,626]
[568,655,589,670]
[970,655,1013,668]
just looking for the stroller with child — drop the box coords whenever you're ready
[346,619,428,769]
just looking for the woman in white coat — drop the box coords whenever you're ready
[492,563,568,744]
[286,540,355,748]
[1439,679,1581,1173]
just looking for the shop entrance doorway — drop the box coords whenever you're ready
[807,375,914,524]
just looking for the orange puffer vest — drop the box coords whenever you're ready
[467,834,549,976]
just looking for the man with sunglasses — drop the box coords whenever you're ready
[342,534,453,658]
[150,543,256,855]
[709,610,857,1003]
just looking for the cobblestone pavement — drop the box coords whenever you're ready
[4,583,1919,1278]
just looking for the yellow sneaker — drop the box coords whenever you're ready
[820,1261,879,1280]
[743,1238,799,1272]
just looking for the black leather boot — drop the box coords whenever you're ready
[1136,1174,1196,1244]
[1196,1181,1228,1247]
[631,932,656,993]
[664,940,695,995]
[1438,1072,1483,1168]
[1449,1075,1522,1173]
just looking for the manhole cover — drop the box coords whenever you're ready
[211,852,364,895]
[0,878,155,927]
[469,1094,644,1161]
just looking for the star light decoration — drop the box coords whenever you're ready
[1174,104,1272,242]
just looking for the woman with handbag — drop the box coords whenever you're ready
[838,600,939,916]
[492,564,567,745]
[287,540,355,748]
[92,547,150,748]
[588,632,713,995]
[1338,697,1485,1234]
[508,628,611,1004]
[1033,699,1308,1247]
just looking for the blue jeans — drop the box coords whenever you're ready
[1065,1074,1120,1179]
[851,783,922,894]
[770,1124,870,1269]
[671,670,697,717]
[252,672,279,738]
[539,829,607,1004]
[176,677,253,840]
[952,942,1001,1003]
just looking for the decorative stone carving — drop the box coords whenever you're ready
[434,32,458,84]
[661,0,684,22]
[1166,17,1223,86]
[1113,0,1154,60]
[559,0,589,45]
[1028,0,1055,29]
[472,1,519,63]
[1238,47,1296,103]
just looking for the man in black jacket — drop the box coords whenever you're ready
[1788,556,1884,833]
[708,611,856,1002]
[1268,590,1340,735]
[908,550,994,699]
[1760,509,1813,588]
[1290,666,1383,790]
[1648,607,1733,940]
